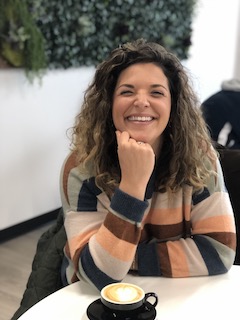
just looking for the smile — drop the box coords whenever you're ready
[127,116,154,122]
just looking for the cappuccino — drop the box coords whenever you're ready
[102,283,144,304]
[100,282,158,312]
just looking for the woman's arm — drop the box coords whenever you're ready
[60,152,149,290]
[136,159,236,277]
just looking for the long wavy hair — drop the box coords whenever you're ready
[71,39,216,196]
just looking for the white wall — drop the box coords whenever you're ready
[0,0,239,230]
[0,67,95,229]
[184,0,240,102]
[233,2,240,79]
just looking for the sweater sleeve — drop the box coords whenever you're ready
[136,159,236,277]
[60,152,149,290]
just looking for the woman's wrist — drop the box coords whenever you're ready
[119,181,146,201]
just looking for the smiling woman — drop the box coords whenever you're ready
[57,39,236,293]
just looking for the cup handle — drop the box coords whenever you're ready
[144,292,158,307]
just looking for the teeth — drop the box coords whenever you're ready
[128,116,153,121]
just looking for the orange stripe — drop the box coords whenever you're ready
[95,225,136,262]
[147,205,191,225]
[167,241,189,277]
[68,229,97,259]
[192,215,235,234]
[62,152,77,205]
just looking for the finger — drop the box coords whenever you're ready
[116,131,130,146]
[115,130,121,145]
[121,131,130,143]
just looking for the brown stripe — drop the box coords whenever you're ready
[204,232,236,251]
[157,243,172,277]
[144,222,185,240]
[71,272,80,283]
[139,227,149,242]
[65,241,71,258]
[184,220,192,237]
[62,152,78,205]
[73,246,83,271]
[104,214,140,244]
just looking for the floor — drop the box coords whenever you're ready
[0,223,53,320]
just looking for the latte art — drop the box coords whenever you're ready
[100,283,158,312]
[102,283,143,303]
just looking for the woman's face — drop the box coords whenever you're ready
[112,62,171,155]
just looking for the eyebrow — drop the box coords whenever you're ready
[116,83,168,91]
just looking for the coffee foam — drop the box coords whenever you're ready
[103,283,143,303]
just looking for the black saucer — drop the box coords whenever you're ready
[86,298,156,320]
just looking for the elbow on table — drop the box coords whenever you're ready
[217,246,236,274]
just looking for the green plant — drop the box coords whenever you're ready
[29,0,196,69]
[0,0,47,80]
[0,0,197,80]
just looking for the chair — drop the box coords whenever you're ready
[215,144,240,265]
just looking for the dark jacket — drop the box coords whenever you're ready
[11,209,67,320]
[201,79,240,149]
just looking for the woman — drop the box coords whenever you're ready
[60,39,236,290]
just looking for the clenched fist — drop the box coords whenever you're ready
[116,131,155,200]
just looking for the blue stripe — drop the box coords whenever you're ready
[192,187,210,205]
[137,241,161,276]
[111,188,148,223]
[81,245,119,290]
[194,235,228,275]
[77,177,102,211]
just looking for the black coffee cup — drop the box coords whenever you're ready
[100,282,158,312]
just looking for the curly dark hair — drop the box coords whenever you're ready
[71,38,216,196]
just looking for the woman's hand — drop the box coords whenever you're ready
[116,131,155,200]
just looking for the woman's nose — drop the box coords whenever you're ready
[133,94,150,108]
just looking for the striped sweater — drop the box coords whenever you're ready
[60,152,236,290]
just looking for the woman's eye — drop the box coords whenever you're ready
[152,91,164,96]
[120,90,133,95]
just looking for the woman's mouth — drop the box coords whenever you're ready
[127,116,154,122]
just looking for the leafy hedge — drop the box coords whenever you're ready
[29,0,196,69]
[0,0,196,78]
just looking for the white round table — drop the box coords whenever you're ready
[18,265,240,320]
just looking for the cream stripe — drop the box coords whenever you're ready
[66,167,84,211]
[89,237,131,280]
[179,238,208,276]
[65,210,106,239]
[150,185,192,209]
[191,192,233,222]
